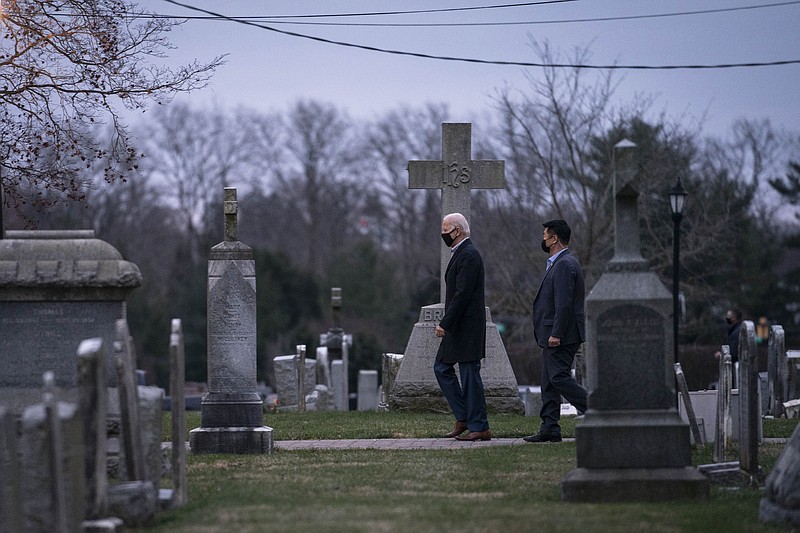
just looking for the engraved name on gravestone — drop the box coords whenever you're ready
[594,304,673,409]
[0,302,118,387]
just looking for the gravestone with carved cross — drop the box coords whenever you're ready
[390,123,522,413]
[190,187,274,454]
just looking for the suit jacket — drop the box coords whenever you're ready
[437,238,486,364]
[532,248,585,348]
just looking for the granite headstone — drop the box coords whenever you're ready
[189,187,273,454]
[561,139,708,502]
[0,230,141,415]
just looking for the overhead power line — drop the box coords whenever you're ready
[146,1,800,27]
[238,0,577,19]
[161,0,800,70]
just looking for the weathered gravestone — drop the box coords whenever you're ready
[0,406,23,533]
[714,346,734,462]
[20,372,85,532]
[166,318,188,509]
[561,140,708,502]
[390,123,523,413]
[0,230,141,415]
[190,188,273,454]
[331,359,347,411]
[768,325,787,417]
[760,422,800,526]
[319,287,352,411]
[273,352,317,411]
[738,320,763,485]
[357,370,379,411]
[77,337,109,521]
[788,350,800,400]
[379,353,404,410]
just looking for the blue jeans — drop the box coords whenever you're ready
[434,360,489,432]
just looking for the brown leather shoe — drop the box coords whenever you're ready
[445,421,468,438]
[455,430,492,441]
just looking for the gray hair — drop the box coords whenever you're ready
[444,212,470,237]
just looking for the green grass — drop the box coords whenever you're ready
[166,411,584,443]
[148,412,798,532]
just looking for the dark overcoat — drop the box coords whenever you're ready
[532,248,585,348]
[436,238,486,364]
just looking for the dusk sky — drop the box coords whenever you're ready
[134,1,800,139]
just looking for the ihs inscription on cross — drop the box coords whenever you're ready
[408,123,505,303]
[223,187,238,242]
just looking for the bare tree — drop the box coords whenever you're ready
[486,41,622,319]
[0,0,223,216]
[275,100,360,275]
[363,104,448,306]
[137,102,257,261]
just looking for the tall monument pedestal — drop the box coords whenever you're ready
[389,304,523,414]
[561,140,707,501]
[189,188,273,454]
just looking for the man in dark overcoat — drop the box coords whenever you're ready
[434,212,491,441]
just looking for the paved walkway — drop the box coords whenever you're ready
[274,437,574,450]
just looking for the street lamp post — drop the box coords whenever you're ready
[669,178,687,367]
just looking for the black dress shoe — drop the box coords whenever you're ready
[523,432,562,443]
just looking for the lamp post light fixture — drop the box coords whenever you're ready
[669,178,687,367]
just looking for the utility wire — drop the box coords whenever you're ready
[144,1,800,27]
[161,0,800,70]
[234,0,576,19]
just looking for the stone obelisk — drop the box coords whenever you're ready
[190,187,273,454]
[390,123,522,413]
[561,140,708,501]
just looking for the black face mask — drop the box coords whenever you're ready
[442,229,457,247]
[726,318,734,325]
[541,239,550,253]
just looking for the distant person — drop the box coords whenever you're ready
[756,316,769,345]
[434,213,491,441]
[715,308,742,387]
[525,219,587,443]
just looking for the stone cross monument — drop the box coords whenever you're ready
[190,187,273,454]
[561,140,708,501]
[390,123,522,413]
[408,122,505,303]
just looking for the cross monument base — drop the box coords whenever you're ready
[389,304,523,414]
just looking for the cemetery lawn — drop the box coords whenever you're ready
[148,412,798,533]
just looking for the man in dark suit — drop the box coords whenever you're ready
[434,213,491,441]
[525,219,587,443]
